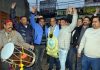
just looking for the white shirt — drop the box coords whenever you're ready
[78,28,100,58]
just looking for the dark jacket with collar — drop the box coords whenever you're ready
[10,8,34,45]
[70,26,83,47]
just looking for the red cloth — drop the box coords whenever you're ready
[5,19,12,24]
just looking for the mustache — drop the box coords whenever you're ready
[83,22,87,23]
[8,27,13,29]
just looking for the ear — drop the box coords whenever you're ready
[4,24,6,28]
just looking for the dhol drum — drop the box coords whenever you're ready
[1,43,35,67]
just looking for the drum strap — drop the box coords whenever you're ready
[19,47,24,70]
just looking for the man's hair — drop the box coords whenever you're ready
[38,18,45,21]
[36,18,45,23]
[78,18,83,21]
[84,16,91,21]
[4,19,12,24]
[60,18,67,22]
[92,16,100,22]
[20,16,27,20]
[50,17,56,21]
[60,18,69,23]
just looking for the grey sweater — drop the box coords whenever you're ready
[0,30,31,50]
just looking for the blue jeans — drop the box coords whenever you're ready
[59,49,68,70]
[76,56,82,70]
[67,47,82,70]
[82,55,100,70]
[48,56,60,70]
[67,47,77,70]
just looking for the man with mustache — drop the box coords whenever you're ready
[74,16,91,70]
[0,19,34,70]
[67,18,83,70]
[10,2,34,45]
[78,16,100,70]
[10,3,35,69]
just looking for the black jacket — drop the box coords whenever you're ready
[10,8,34,45]
[70,26,83,47]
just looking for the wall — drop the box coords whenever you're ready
[0,0,26,17]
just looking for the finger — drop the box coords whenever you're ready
[13,2,16,6]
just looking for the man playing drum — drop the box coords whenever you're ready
[0,19,34,70]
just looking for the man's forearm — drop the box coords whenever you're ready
[10,8,16,19]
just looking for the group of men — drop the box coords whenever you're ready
[0,2,100,70]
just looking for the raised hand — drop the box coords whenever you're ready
[35,15,43,18]
[31,7,37,13]
[66,7,73,14]
[11,2,16,9]
[66,7,77,15]
[95,8,100,14]
[72,7,77,14]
